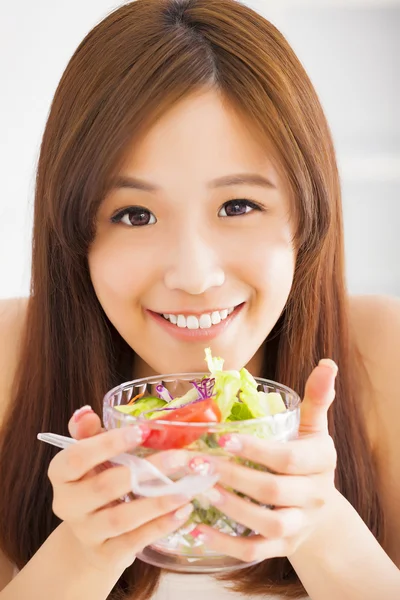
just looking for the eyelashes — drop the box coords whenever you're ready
[110,206,156,227]
[218,199,263,217]
[110,198,265,228]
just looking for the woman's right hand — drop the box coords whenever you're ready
[47,408,194,574]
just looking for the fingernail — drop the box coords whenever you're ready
[191,527,208,542]
[218,434,242,452]
[188,456,214,475]
[318,359,338,376]
[73,405,93,422]
[174,503,194,521]
[124,424,148,445]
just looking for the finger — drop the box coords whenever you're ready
[203,459,320,506]
[202,486,306,539]
[53,464,134,519]
[68,408,108,483]
[83,493,194,543]
[193,526,287,563]
[214,432,337,475]
[54,447,195,520]
[48,424,149,484]
[68,406,104,440]
[60,452,194,518]
[147,449,192,476]
[102,501,196,566]
[299,359,338,435]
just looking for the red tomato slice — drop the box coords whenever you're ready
[142,398,221,450]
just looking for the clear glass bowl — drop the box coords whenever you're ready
[103,373,300,573]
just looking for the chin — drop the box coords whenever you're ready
[132,352,205,378]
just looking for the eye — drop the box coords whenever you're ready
[110,206,157,227]
[218,199,263,217]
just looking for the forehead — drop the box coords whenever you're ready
[118,89,282,188]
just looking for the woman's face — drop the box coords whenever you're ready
[88,89,296,377]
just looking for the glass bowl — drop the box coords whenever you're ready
[103,373,300,573]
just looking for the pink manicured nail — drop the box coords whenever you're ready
[188,456,214,475]
[318,359,338,376]
[191,527,203,538]
[191,527,208,543]
[73,405,93,422]
[218,434,242,452]
[124,424,149,445]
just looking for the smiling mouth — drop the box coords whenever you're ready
[159,305,240,330]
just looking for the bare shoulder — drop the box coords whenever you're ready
[0,296,30,426]
[348,293,400,436]
[349,293,400,353]
[0,297,30,588]
[349,294,400,399]
[349,294,400,564]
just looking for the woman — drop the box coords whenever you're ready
[0,0,399,598]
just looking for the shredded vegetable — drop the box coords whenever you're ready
[115,348,286,423]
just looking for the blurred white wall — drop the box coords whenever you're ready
[1,0,399,298]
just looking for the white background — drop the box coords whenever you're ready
[0,0,399,299]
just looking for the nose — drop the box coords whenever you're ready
[164,230,225,295]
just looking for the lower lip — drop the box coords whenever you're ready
[147,304,244,341]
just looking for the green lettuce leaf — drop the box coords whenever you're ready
[226,401,253,421]
[258,391,286,415]
[205,348,241,421]
[114,396,166,417]
[205,347,224,373]
[148,387,199,419]
[214,372,241,421]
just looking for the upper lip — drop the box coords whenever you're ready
[149,303,243,316]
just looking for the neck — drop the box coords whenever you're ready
[244,343,265,378]
[132,343,266,380]
[132,355,158,380]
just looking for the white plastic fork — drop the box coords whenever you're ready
[37,432,219,498]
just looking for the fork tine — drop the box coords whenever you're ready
[37,433,77,449]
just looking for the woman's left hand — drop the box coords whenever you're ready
[191,359,339,563]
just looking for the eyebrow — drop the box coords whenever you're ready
[111,173,276,192]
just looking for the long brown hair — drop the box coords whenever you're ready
[0,1,383,598]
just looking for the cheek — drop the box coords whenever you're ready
[88,237,153,300]
[240,224,296,296]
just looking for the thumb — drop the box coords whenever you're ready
[68,407,111,481]
[68,405,104,440]
[299,359,338,436]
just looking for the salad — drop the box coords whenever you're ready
[114,347,287,450]
[112,349,291,554]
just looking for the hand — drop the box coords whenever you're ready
[191,359,339,563]
[47,408,195,573]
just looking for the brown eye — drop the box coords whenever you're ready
[218,199,261,217]
[111,206,157,227]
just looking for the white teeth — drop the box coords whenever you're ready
[186,315,199,330]
[199,314,212,329]
[211,311,221,325]
[162,306,238,329]
[177,315,186,328]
